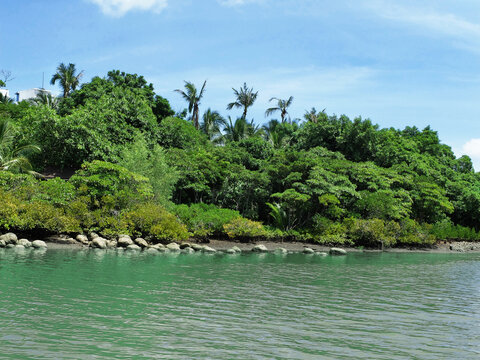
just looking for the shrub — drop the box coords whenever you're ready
[223,217,267,239]
[345,218,398,247]
[122,203,190,242]
[18,201,81,233]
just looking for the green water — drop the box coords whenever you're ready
[0,248,479,359]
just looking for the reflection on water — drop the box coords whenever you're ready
[0,249,479,359]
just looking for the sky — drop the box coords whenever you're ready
[1,0,480,168]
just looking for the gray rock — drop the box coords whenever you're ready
[231,246,242,253]
[127,244,141,251]
[166,243,181,251]
[303,247,315,254]
[6,243,15,248]
[107,240,118,248]
[180,242,192,249]
[315,252,328,256]
[91,237,107,249]
[76,234,89,245]
[17,239,32,248]
[134,238,149,248]
[226,248,237,254]
[0,239,5,247]
[183,247,195,254]
[89,232,99,240]
[202,246,216,253]
[191,244,204,251]
[449,242,480,252]
[252,244,268,252]
[32,240,47,249]
[329,247,347,255]
[118,236,134,247]
[15,244,25,250]
[275,248,288,254]
[150,243,165,250]
[0,233,18,245]
[146,247,159,254]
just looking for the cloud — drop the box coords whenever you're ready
[87,0,168,17]
[461,138,480,171]
[365,0,480,52]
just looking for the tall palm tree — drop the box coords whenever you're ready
[30,91,59,109]
[304,107,326,123]
[174,80,207,130]
[265,96,293,123]
[0,119,40,174]
[50,63,84,98]
[227,83,258,119]
[201,108,224,142]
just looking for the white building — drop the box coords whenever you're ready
[0,89,9,98]
[15,88,52,102]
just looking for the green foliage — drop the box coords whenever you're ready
[157,116,207,149]
[70,161,153,210]
[122,203,190,242]
[223,217,267,239]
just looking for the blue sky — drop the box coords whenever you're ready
[1,0,480,168]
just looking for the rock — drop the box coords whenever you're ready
[252,244,268,252]
[89,232,99,240]
[191,244,204,251]
[0,233,18,245]
[329,247,347,255]
[449,242,480,252]
[15,244,25,250]
[150,243,165,250]
[32,240,47,249]
[226,248,237,254]
[166,243,181,251]
[315,252,328,256]
[118,236,134,247]
[303,247,315,254]
[202,246,216,253]
[134,238,149,248]
[179,242,191,249]
[17,239,32,248]
[107,240,118,249]
[6,243,15,248]
[146,247,159,254]
[127,244,141,251]
[183,247,195,254]
[91,237,107,249]
[0,239,5,247]
[76,234,89,245]
[231,246,242,253]
[275,248,288,254]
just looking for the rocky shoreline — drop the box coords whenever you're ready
[1,232,480,254]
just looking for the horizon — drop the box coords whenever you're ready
[2,0,480,169]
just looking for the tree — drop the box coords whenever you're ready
[50,63,84,98]
[0,118,40,173]
[201,108,224,142]
[30,91,59,109]
[174,80,206,130]
[220,117,262,142]
[227,83,258,119]
[265,96,293,123]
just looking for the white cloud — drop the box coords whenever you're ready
[365,0,480,52]
[461,139,480,171]
[87,0,168,17]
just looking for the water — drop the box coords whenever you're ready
[0,248,479,359]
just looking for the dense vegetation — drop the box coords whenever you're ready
[1,65,479,247]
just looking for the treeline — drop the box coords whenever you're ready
[0,66,479,247]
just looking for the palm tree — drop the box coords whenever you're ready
[0,93,13,104]
[50,63,84,98]
[30,91,59,109]
[265,96,294,123]
[220,117,263,142]
[174,80,207,130]
[227,83,258,119]
[304,107,326,123]
[201,108,224,142]
[0,119,40,174]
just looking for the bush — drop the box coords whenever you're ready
[345,218,398,247]
[122,203,190,242]
[223,217,267,239]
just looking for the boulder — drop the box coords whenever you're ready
[91,237,107,249]
[180,242,192,249]
[191,244,204,251]
[0,239,5,247]
[89,232,99,240]
[329,247,347,255]
[17,239,32,248]
[315,252,328,256]
[76,234,89,245]
[0,233,18,245]
[107,240,118,249]
[32,240,47,249]
[231,246,242,253]
[202,246,216,253]
[252,244,268,252]
[303,247,315,254]
[134,238,149,248]
[150,243,165,250]
[15,244,25,250]
[127,244,141,251]
[118,236,134,247]
[6,243,15,248]
[166,243,181,251]
[183,247,195,254]
[275,248,288,254]
[226,248,237,254]
[146,247,159,254]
